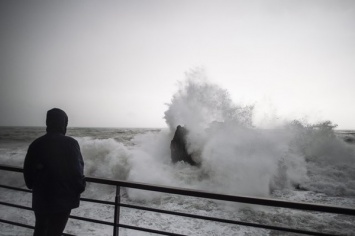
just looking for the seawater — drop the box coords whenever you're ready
[1,74,355,235]
[0,126,355,236]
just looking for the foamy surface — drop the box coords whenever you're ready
[1,126,355,235]
[1,78,355,235]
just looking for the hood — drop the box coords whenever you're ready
[46,108,68,135]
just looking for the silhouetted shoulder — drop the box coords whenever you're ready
[29,134,48,147]
[63,135,79,143]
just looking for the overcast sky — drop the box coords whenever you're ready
[1,0,354,129]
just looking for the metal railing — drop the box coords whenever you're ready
[1,164,355,236]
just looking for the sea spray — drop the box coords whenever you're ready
[199,124,287,196]
[1,125,355,235]
[164,69,254,134]
[126,130,211,201]
[78,137,130,180]
[125,130,175,201]
[162,71,355,197]
[75,71,355,202]
[286,121,355,196]
[162,71,305,198]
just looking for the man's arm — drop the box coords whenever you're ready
[23,144,36,189]
[73,140,86,194]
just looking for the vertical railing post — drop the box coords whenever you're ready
[113,185,121,236]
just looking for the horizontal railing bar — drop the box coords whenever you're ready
[0,185,115,206]
[0,202,183,236]
[1,164,355,236]
[0,184,32,193]
[69,215,113,226]
[80,197,115,206]
[118,223,186,236]
[0,201,115,228]
[0,218,75,236]
[88,177,355,215]
[0,218,33,229]
[1,164,355,216]
[0,201,32,211]
[70,215,186,236]
[64,232,77,236]
[119,203,335,236]
[0,165,23,173]
[0,200,334,236]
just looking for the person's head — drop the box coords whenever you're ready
[46,108,68,134]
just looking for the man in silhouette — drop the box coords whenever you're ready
[24,108,86,236]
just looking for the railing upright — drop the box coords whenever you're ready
[113,185,121,236]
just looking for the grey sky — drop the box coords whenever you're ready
[1,0,354,129]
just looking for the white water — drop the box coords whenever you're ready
[1,72,355,235]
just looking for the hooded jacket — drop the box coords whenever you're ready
[24,108,86,213]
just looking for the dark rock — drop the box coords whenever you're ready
[294,184,308,191]
[170,125,197,165]
[344,136,355,143]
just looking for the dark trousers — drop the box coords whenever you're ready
[33,210,71,236]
